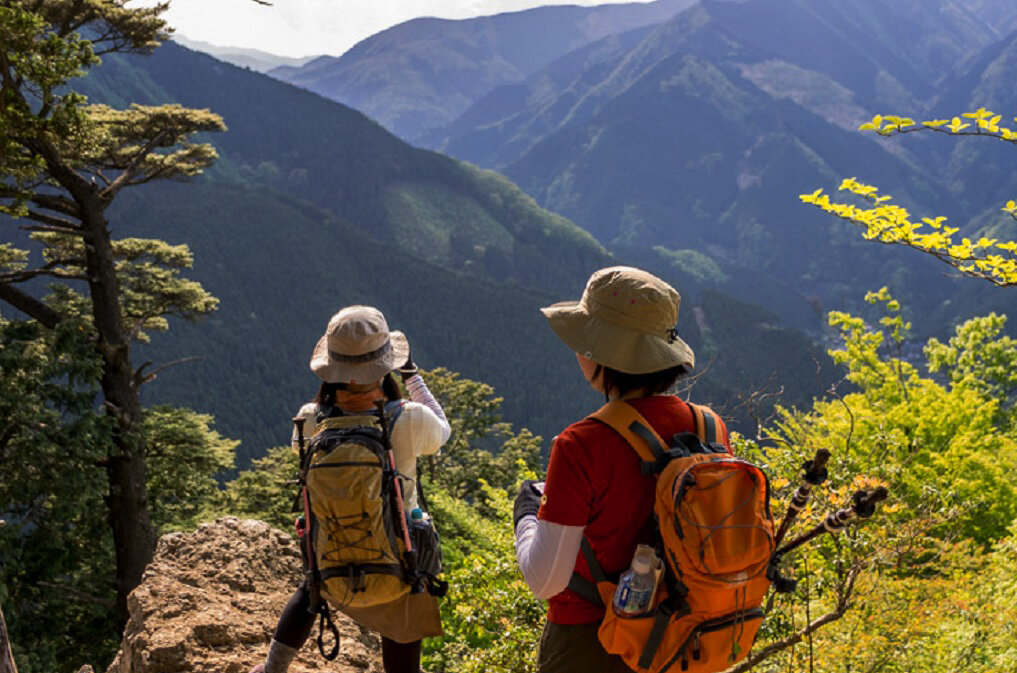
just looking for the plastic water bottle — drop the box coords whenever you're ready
[612,546,658,616]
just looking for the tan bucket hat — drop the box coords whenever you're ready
[310,305,409,384]
[541,266,694,374]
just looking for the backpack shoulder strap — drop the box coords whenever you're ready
[385,399,405,428]
[588,401,670,474]
[687,402,713,444]
[686,402,730,453]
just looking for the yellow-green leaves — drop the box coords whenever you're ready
[800,179,1017,286]
[858,107,1017,144]
[858,114,916,134]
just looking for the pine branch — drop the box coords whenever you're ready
[0,268,88,283]
[135,356,200,385]
[0,282,61,328]
[22,210,81,233]
[101,129,170,199]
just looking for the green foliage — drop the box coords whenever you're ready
[417,368,543,502]
[29,233,219,342]
[0,309,235,671]
[0,315,115,673]
[739,291,1017,672]
[145,405,237,530]
[222,446,300,531]
[424,485,543,673]
[925,313,1017,423]
[652,245,729,284]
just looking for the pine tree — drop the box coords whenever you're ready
[0,0,224,620]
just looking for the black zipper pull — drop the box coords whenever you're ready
[692,632,701,661]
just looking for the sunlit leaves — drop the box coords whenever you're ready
[800,179,1017,286]
[32,233,218,342]
[858,107,1017,144]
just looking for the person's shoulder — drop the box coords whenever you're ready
[392,400,437,424]
[554,415,615,451]
[396,399,426,414]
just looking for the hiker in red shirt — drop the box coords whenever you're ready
[513,266,731,673]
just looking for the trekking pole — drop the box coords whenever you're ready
[293,417,320,605]
[375,400,418,579]
[773,487,889,560]
[773,448,830,548]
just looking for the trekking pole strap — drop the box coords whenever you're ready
[316,604,341,661]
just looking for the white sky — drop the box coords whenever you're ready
[155,0,652,58]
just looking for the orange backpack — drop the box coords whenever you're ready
[568,400,775,673]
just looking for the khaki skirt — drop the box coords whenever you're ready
[337,591,442,644]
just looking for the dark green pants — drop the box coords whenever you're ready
[538,621,632,673]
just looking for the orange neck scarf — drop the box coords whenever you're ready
[335,388,386,413]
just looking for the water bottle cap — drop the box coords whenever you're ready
[410,508,423,520]
[632,555,652,574]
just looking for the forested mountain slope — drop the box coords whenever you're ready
[429,0,1017,332]
[267,0,695,141]
[53,42,831,462]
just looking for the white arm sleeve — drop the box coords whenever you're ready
[404,374,451,446]
[514,516,585,600]
[391,402,447,458]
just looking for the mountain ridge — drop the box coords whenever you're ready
[268,0,697,141]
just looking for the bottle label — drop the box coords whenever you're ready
[615,582,652,615]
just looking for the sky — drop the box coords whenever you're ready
[153,0,653,58]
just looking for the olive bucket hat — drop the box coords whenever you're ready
[540,266,694,374]
[310,305,409,384]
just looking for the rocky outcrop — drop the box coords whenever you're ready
[107,518,383,673]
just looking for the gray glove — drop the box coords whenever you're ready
[513,480,544,529]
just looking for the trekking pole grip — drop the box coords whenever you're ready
[852,486,888,518]
[803,448,830,485]
[773,448,833,548]
[293,416,307,465]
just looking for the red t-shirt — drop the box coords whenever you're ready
[537,395,731,624]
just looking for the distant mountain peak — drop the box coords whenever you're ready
[267,0,697,142]
[173,35,320,73]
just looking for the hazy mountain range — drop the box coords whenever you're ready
[173,36,319,73]
[268,0,698,139]
[15,0,1017,463]
[266,0,1017,332]
[45,39,828,465]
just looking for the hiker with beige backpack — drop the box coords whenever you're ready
[252,305,450,673]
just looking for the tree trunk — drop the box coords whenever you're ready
[0,604,17,673]
[79,202,155,624]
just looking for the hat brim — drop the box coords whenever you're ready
[541,302,694,374]
[310,331,410,384]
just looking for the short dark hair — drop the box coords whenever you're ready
[595,364,688,398]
